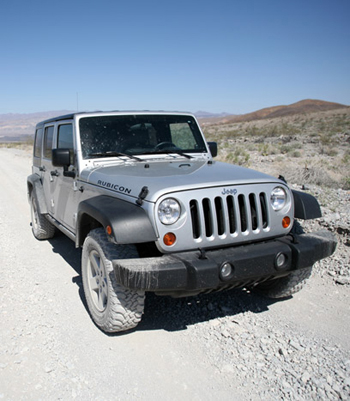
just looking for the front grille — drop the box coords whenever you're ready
[190,192,269,240]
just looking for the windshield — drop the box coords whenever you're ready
[79,114,207,159]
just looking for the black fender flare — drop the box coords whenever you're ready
[77,195,158,246]
[27,174,48,214]
[292,190,322,220]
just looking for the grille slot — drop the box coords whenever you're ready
[190,200,200,239]
[238,194,247,232]
[190,192,269,240]
[215,197,225,235]
[226,195,236,233]
[202,198,213,237]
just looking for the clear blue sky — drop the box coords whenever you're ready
[1,0,349,114]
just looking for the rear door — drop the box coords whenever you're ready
[41,124,56,215]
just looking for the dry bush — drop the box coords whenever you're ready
[282,163,338,188]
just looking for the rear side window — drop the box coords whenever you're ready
[57,124,74,164]
[43,126,54,159]
[34,128,43,158]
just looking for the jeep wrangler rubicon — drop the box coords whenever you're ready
[27,111,336,333]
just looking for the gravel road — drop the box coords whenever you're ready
[0,148,349,400]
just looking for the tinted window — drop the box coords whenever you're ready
[79,115,206,158]
[57,124,73,149]
[43,126,54,159]
[57,124,74,164]
[34,128,43,158]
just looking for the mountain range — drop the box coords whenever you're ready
[0,100,348,142]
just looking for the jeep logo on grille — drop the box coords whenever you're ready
[222,188,238,195]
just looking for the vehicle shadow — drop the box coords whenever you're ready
[49,231,82,276]
[48,232,284,334]
[138,288,283,332]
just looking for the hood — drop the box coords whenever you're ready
[80,159,282,203]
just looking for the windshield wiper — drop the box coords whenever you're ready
[88,151,142,162]
[148,150,193,159]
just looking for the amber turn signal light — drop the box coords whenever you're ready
[106,225,113,235]
[163,232,176,246]
[282,216,291,229]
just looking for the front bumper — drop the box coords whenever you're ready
[113,231,336,295]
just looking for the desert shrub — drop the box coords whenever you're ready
[259,143,270,156]
[342,177,350,190]
[226,147,250,166]
[280,144,294,154]
[324,147,338,157]
[342,149,350,164]
[284,164,338,188]
[319,134,333,146]
[245,125,260,136]
[279,142,302,155]
[226,129,240,138]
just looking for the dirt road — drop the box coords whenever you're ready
[0,148,349,400]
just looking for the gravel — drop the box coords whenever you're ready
[0,147,349,400]
[292,184,350,284]
[141,181,350,401]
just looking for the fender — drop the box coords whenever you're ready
[77,195,158,246]
[292,190,322,220]
[27,174,48,215]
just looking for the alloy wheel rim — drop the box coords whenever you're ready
[87,250,108,312]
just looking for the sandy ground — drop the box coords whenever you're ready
[0,148,349,400]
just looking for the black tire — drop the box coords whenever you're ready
[81,228,145,333]
[30,192,55,240]
[253,220,312,299]
[253,266,312,299]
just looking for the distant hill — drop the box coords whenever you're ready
[194,111,232,119]
[0,111,73,141]
[1,100,349,141]
[198,99,349,125]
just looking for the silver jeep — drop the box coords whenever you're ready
[27,111,336,333]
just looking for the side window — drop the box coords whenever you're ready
[43,126,54,159]
[57,124,74,164]
[34,128,43,158]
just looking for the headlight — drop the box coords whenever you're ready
[271,187,287,211]
[158,198,181,225]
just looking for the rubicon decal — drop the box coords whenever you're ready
[97,180,132,194]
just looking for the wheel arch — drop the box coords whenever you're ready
[292,190,322,220]
[27,174,48,214]
[76,196,158,247]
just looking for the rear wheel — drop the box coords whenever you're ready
[82,228,145,333]
[30,192,55,240]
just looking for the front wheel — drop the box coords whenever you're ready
[81,228,145,333]
[253,266,312,299]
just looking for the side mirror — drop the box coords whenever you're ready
[207,142,217,158]
[52,148,75,178]
[52,148,70,167]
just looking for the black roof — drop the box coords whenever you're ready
[35,110,192,128]
[36,113,81,127]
